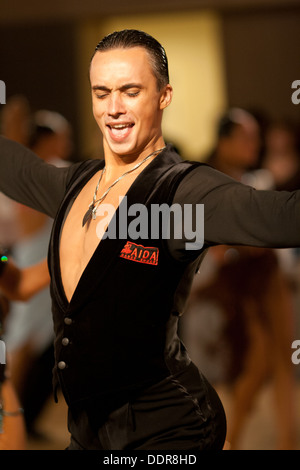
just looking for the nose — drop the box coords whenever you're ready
[107,92,125,118]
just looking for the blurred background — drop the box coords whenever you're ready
[0,0,300,451]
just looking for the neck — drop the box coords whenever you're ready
[102,137,166,179]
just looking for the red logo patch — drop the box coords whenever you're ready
[120,241,159,266]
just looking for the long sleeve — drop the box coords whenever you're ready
[169,163,300,260]
[0,136,83,218]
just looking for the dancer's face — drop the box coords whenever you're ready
[90,46,172,158]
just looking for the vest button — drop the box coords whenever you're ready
[64,317,72,325]
[62,337,70,346]
[58,361,67,370]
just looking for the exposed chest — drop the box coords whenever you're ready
[59,170,139,302]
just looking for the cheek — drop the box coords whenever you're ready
[135,99,160,126]
[92,101,106,129]
[92,99,101,118]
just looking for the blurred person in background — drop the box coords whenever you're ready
[181,108,297,449]
[260,119,300,274]
[207,108,261,179]
[261,121,300,192]
[0,251,50,449]
[261,119,300,376]
[1,104,73,439]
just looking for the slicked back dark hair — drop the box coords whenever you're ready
[90,29,170,90]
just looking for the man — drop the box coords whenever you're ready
[0,29,299,450]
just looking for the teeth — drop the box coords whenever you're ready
[110,124,132,129]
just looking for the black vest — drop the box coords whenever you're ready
[48,146,206,407]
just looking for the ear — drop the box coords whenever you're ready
[159,84,173,110]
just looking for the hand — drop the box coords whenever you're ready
[0,257,50,302]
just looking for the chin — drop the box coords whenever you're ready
[110,145,134,157]
[107,139,140,158]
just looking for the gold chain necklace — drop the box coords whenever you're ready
[82,146,166,227]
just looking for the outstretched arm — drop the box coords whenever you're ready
[0,136,82,218]
[170,164,300,260]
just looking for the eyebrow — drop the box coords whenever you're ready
[92,83,143,92]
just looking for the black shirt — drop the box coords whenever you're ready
[0,136,299,256]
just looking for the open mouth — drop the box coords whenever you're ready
[107,123,135,141]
